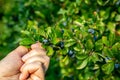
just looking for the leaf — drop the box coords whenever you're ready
[65,41,76,47]
[58,8,67,15]
[38,28,46,37]
[102,36,109,46]
[103,47,113,57]
[76,54,88,60]
[47,46,54,56]
[95,40,103,51]
[108,33,115,46]
[102,62,114,74]
[107,22,116,33]
[91,52,99,63]
[85,39,94,50]
[99,9,110,20]
[74,46,81,51]
[111,42,120,53]
[77,58,88,69]
[46,27,52,35]
[19,38,35,47]
[115,14,120,21]
[35,11,45,19]
[21,30,30,36]
[97,0,110,6]
[52,37,60,45]
[65,39,76,47]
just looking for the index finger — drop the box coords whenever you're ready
[22,49,46,62]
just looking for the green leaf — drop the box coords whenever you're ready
[115,14,120,21]
[38,28,46,37]
[108,33,115,46]
[47,46,54,56]
[97,21,105,34]
[46,27,52,35]
[85,39,94,50]
[99,9,110,19]
[52,37,60,45]
[21,30,30,36]
[102,36,109,46]
[107,22,116,33]
[65,41,76,47]
[35,11,45,19]
[102,62,114,74]
[76,54,88,60]
[103,47,113,57]
[111,42,120,53]
[77,58,88,69]
[19,38,35,47]
[91,52,99,63]
[65,39,76,47]
[74,46,81,51]
[95,40,103,51]
[97,0,110,6]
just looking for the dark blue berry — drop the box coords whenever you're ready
[60,41,64,48]
[43,39,48,44]
[115,64,119,69]
[105,57,111,62]
[88,29,95,34]
[68,50,74,57]
[61,29,64,34]
[71,28,74,32]
[93,36,97,41]
[116,0,120,6]
[62,21,67,26]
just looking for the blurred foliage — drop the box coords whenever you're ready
[0,0,120,80]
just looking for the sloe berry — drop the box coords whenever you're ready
[43,39,48,44]
[88,29,95,34]
[115,64,119,69]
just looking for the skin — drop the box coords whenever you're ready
[0,43,50,80]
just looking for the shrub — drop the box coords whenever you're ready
[0,0,120,80]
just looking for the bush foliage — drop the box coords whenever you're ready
[0,0,120,80]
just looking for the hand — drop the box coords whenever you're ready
[19,43,50,80]
[0,46,28,80]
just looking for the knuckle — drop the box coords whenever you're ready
[31,49,38,53]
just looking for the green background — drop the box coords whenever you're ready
[0,0,120,80]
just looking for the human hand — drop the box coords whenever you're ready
[0,46,28,80]
[19,42,50,80]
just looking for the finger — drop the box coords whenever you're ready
[10,46,28,57]
[22,49,46,62]
[31,42,43,49]
[27,78,32,80]
[19,72,29,80]
[31,42,46,53]
[20,62,44,80]
[30,74,42,80]
[31,42,46,54]
[24,55,50,71]
[34,67,45,80]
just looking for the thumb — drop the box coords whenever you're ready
[10,46,28,57]
[31,42,43,49]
